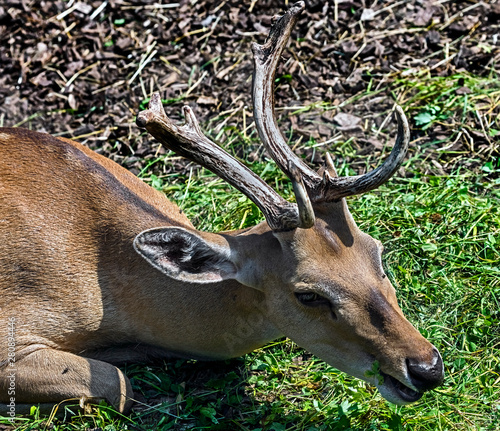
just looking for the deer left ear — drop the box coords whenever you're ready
[134,227,237,283]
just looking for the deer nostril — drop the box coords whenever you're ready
[406,348,444,392]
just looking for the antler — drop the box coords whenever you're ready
[252,1,410,204]
[136,94,301,231]
[252,1,316,227]
[137,1,410,231]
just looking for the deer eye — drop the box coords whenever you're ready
[295,292,329,307]
[295,292,338,320]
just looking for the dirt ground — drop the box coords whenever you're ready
[0,0,499,176]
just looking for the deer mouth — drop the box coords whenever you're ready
[381,372,423,403]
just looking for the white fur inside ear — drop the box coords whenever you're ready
[134,227,237,283]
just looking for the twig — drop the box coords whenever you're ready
[73,127,117,140]
[120,3,180,10]
[159,56,182,75]
[64,62,100,92]
[351,42,367,62]
[129,43,158,85]
[375,103,397,137]
[216,55,245,80]
[174,27,208,43]
[475,109,493,150]
[90,1,108,20]
[214,101,245,135]
[212,1,227,14]
[248,0,258,13]
[371,0,412,18]
[437,131,462,152]
[312,134,343,148]
[199,15,222,50]
[92,80,126,95]
[429,52,457,70]
[184,71,208,98]
[56,4,78,20]
[439,2,485,31]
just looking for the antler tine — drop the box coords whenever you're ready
[250,2,410,206]
[313,105,410,202]
[136,93,301,231]
[251,1,318,228]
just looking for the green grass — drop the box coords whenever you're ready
[147,167,500,431]
[2,71,499,431]
[3,161,498,431]
[396,70,500,132]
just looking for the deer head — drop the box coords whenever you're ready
[135,1,444,404]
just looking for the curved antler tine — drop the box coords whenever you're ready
[317,152,338,180]
[137,93,301,231]
[250,3,409,206]
[314,105,410,202]
[251,1,320,193]
[288,161,315,228]
[324,152,338,178]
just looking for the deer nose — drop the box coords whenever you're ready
[407,347,444,392]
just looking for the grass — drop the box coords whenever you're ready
[139,166,500,431]
[2,72,499,431]
[3,165,497,430]
[397,70,500,132]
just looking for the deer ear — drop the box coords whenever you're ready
[134,227,237,283]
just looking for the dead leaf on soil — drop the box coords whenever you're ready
[332,112,362,131]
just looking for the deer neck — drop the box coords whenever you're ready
[96,218,282,360]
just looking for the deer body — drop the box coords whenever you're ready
[0,2,444,416]
[0,128,281,358]
[0,128,286,413]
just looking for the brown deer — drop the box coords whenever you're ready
[0,2,443,416]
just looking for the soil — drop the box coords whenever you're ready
[1,0,499,179]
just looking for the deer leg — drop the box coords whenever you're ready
[0,347,134,415]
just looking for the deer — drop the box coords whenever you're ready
[0,2,443,416]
